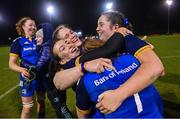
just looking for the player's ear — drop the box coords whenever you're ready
[114,24,120,30]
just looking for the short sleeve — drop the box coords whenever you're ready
[9,38,21,57]
[125,35,152,57]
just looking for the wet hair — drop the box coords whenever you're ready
[15,17,35,36]
[101,10,133,31]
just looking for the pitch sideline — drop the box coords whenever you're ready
[0,84,18,100]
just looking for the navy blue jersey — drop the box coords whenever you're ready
[9,37,39,97]
[9,37,37,66]
[76,54,162,118]
[124,34,152,57]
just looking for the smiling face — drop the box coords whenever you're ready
[57,27,82,47]
[53,39,80,64]
[35,34,43,46]
[96,15,115,42]
[22,19,36,37]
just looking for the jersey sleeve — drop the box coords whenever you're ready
[76,78,92,115]
[9,39,21,57]
[78,33,124,65]
[125,35,152,58]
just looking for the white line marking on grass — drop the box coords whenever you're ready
[161,55,180,59]
[0,84,18,100]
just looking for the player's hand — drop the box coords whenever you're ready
[96,89,124,114]
[84,58,116,73]
[21,68,30,79]
[115,27,133,37]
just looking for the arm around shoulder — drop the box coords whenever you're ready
[96,49,165,113]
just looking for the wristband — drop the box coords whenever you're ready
[81,63,87,74]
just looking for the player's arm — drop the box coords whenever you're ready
[53,32,126,90]
[54,58,115,90]
[9,55,29,78]
[76,108,91,118]
[79,32,124,63]
[53,35,123,90]
[96,35,165,114]
[53,65,83,90]
[9,39,29,78]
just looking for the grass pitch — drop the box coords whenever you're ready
[0,34,180,118]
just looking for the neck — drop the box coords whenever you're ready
[104,32,114,42]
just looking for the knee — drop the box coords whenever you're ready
[22,101,33,113]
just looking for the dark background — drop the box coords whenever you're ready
[0,0,180,44]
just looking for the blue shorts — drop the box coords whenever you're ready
[19,74,46,97]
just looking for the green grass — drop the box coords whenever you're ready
[146,35,180,117]
[0,34,180,117]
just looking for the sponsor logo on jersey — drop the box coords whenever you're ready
[23,46,36,51]
[94,62,138,86]
[24,41,30,45]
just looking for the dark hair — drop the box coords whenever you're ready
[16,17,35,36]
[101,11,133,31]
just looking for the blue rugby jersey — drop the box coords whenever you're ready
[9,37,37,66]
[9,37,38,97]
[76,54,162,118]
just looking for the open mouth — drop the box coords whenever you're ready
[71,47,79,53]
[97,32,102,38]
[71,35,79,43]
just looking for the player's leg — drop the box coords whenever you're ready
[20,75,35,118]
[36,91,46,118]
[47,89,73,118]
[21,96,34,118]
[36,78,46,118]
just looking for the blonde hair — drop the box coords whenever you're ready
[15,17,34,36]
[52,24,71,43]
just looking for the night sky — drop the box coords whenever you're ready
[0,0,180,44]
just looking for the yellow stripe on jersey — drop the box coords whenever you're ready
[134,45,152,58]
[76,106,91,115]
[26,36,33,41]
[9,53,19,57]
[75,56,81,66]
